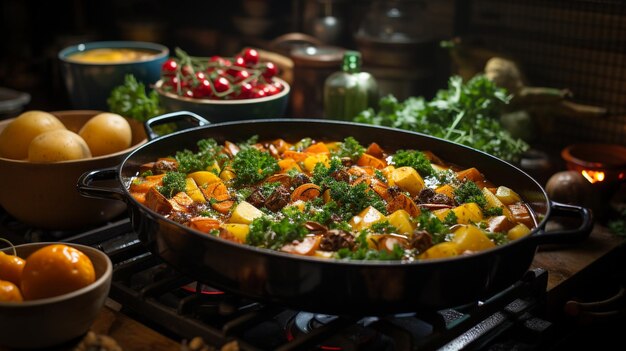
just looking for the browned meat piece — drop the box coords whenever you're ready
[330,169,351,183]
[431,193,454,206]
[291,173,311,189]
[417,188,436,203]
[410,230,433,253]
[265,185,291,212]
[319,229,355,251]
[145,187,173,215]
[486,215,515,233]
[154,158,178,173]
[246,188,266,208]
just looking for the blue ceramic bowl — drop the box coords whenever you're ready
[155,77,290,123]
[58,41,169,110]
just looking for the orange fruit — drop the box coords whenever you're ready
[20,244,96,301]
[0,280,23,302]
[0,251,25,286]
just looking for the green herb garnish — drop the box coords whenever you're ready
[354,75,529,163]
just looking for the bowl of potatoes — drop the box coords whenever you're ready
[0,110,147,229]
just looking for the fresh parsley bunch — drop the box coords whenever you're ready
[355,75,529,163]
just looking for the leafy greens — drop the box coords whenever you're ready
[354,75,529,163]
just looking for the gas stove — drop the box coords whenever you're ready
[3,214,553,350]
[1,210,622,351]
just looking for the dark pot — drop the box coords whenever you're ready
[78,111,592,316]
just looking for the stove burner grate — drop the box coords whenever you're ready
[56,218,554,351]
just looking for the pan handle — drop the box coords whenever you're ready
[77,167,126,202]
[144,110,210,140]
[532,201,594,246]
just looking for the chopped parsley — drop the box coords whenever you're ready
[230,147,279,187]
[336,232,404,260]
[454,181,487,208]
[158,172,186,198]
[175,138,225,173]
[246,216,308,250]
[392,149,434,177]
[334,137,365,162]
[416,212,450,244]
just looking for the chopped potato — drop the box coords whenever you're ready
[221,223,250,242]
[387,209,415,234]
[188,171,221,187]
[418,242,460,260]
[349,206,385,231]
[495,186,522,205]
[229,201,264,224]
[391,166,425,197]
[507,223,531,240]
[452,225,495,252]
[452,203,483,224]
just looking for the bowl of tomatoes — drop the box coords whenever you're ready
[154,47,290,122]
[0,242,112,349]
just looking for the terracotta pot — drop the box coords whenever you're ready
[0,110,146,229]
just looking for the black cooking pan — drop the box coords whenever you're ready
[78,111,593,316]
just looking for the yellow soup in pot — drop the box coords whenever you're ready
[67,48,159,63]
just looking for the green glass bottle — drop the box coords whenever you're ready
[323,51,379,120]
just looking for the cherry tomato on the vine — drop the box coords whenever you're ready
[213,76,231,93]
[161,59,178,75]
[262,62,278,79]
[242,48,259,66]
[193,79,212,98]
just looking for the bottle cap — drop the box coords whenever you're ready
[342,51,361,73]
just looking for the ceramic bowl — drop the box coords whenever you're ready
[58,41,169,110]
[0,242,112,349]
[0,110,147,229]
[154,77,290,122]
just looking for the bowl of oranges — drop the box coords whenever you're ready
[0,109,147,229]
[0,241,112,349]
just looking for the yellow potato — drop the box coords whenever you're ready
[28,130,92,162]
[0,110,66,159]
[79,113,132,156]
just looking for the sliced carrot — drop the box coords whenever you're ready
[129,174,165,193]
[357,153,387,169]
[188,217,221,233]
[386,193,421,217]
[348,165,375,177]
[456,167,485,182]
[277,158,302,173]
[265,173,293,187]
[370,178,392,202]
[202,182,234,214]
[172,191,194,207]
[282,150,309,162]
[131,192,146,204]
[365,142,385,159]
[435,184,455,199]
[291,183,322,202]
[304,142,330,154]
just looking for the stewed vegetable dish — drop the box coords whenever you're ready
[129,136,536,261]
